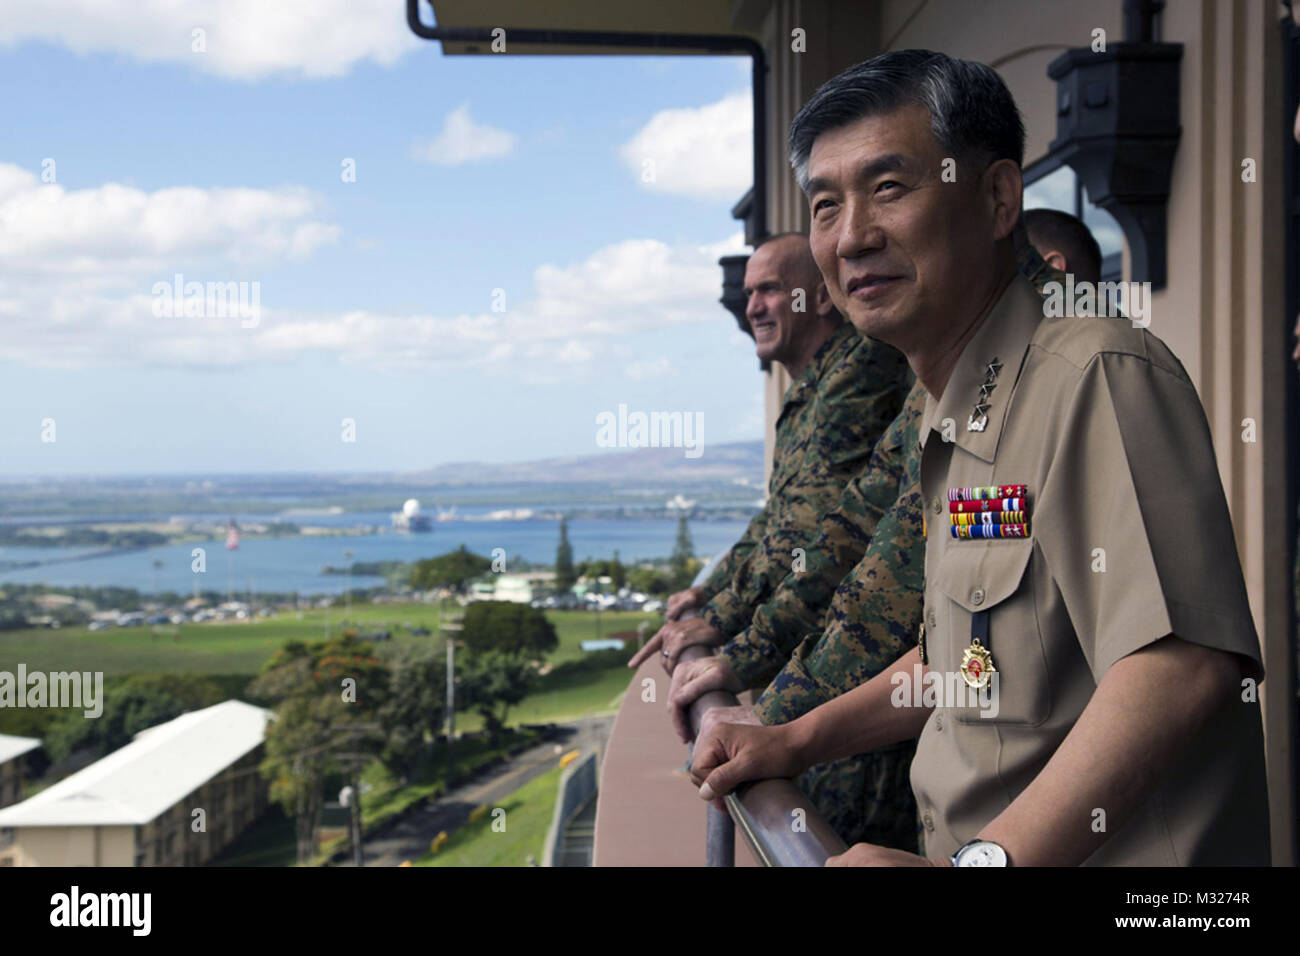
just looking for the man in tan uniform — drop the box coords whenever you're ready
[689,49,1270,866]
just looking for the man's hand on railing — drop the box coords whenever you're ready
[696,703,758,748]
[627,617,724,672]
[665,586,706,621]
[826,843,944,867]
[668,656,745,742]
[688,719,806,813]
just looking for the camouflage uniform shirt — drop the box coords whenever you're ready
[697,322,909,634]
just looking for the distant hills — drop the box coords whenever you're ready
[403,440,767,486]
[0,440,769,518]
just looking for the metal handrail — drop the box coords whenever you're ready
[679,606,846,866]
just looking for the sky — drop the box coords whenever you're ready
[0,0,764,476]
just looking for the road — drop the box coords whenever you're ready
[345,714,613,867]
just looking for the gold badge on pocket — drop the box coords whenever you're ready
[961,610,996,689]
[960,638,995,689]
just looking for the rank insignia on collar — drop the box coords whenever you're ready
[967,356,1002,432]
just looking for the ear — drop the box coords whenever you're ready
[986,159,1023,242]
[1043,250,1068,273]
[813,280,837,320]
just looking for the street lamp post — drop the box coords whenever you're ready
[441,609,464,784]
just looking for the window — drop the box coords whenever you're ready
[1023,161,1124,282]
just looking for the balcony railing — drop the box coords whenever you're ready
[593,564,846,867]
[675,635,846,867]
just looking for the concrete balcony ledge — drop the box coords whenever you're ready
[593,653,759,867]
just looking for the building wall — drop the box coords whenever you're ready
[0,745,269,866]
[0,756,26,809]
[758,0,882,484]
[752,0,1292,862]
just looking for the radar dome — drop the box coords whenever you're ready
[402,498,422,518]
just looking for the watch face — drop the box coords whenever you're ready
[955,841,1007,866]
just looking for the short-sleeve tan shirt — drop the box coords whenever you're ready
[912,273,1270,865]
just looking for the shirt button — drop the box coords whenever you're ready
[927,608,936,630]
[931,497,943,515]
[923,811,935,832]
[934,713,944,731]
[971,588,985,606]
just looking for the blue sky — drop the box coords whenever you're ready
[0,2,764,475]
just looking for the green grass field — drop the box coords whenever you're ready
[0,603,448,676]
[413,762,564,867]
[0,603,660,732]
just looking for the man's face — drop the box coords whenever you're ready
[743,239,820,366]
[804,102,1001,352]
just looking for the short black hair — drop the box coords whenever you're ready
[1024,208,1102,284]
[789,49,1025,191]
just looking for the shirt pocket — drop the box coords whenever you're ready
[930,538,1051,726]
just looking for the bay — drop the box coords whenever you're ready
[0,515,748,596]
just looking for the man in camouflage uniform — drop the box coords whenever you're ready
[629,232,909,670]
[668,240,1069,850]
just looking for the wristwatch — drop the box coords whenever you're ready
[950,838,1009,867]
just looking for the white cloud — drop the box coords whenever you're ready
[0,165,339,275]
[0,0,420,80]
[619,91,752,200]
[0,201,747,377]
[411,104,517,166]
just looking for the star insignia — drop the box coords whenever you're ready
[968,356,1001,431]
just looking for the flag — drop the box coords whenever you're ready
[225,519,240,551]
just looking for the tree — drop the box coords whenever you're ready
[41,673,227,763]
[375,643,446,782]
[554,517,576,592]
[247,635,388,863]
[458,649,537,746]
[669,516,695,589]
[409,545,492,596]
[43,683,185,763]
[459,601,558,661]
[626,566,673,595]
[610,549,627,590]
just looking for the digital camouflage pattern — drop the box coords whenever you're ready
[718,244,1069,849]
[697,321,909,630]
[753,387,924,849]
[717,384,923,688]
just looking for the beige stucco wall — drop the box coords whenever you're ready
[0,825,132,867]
